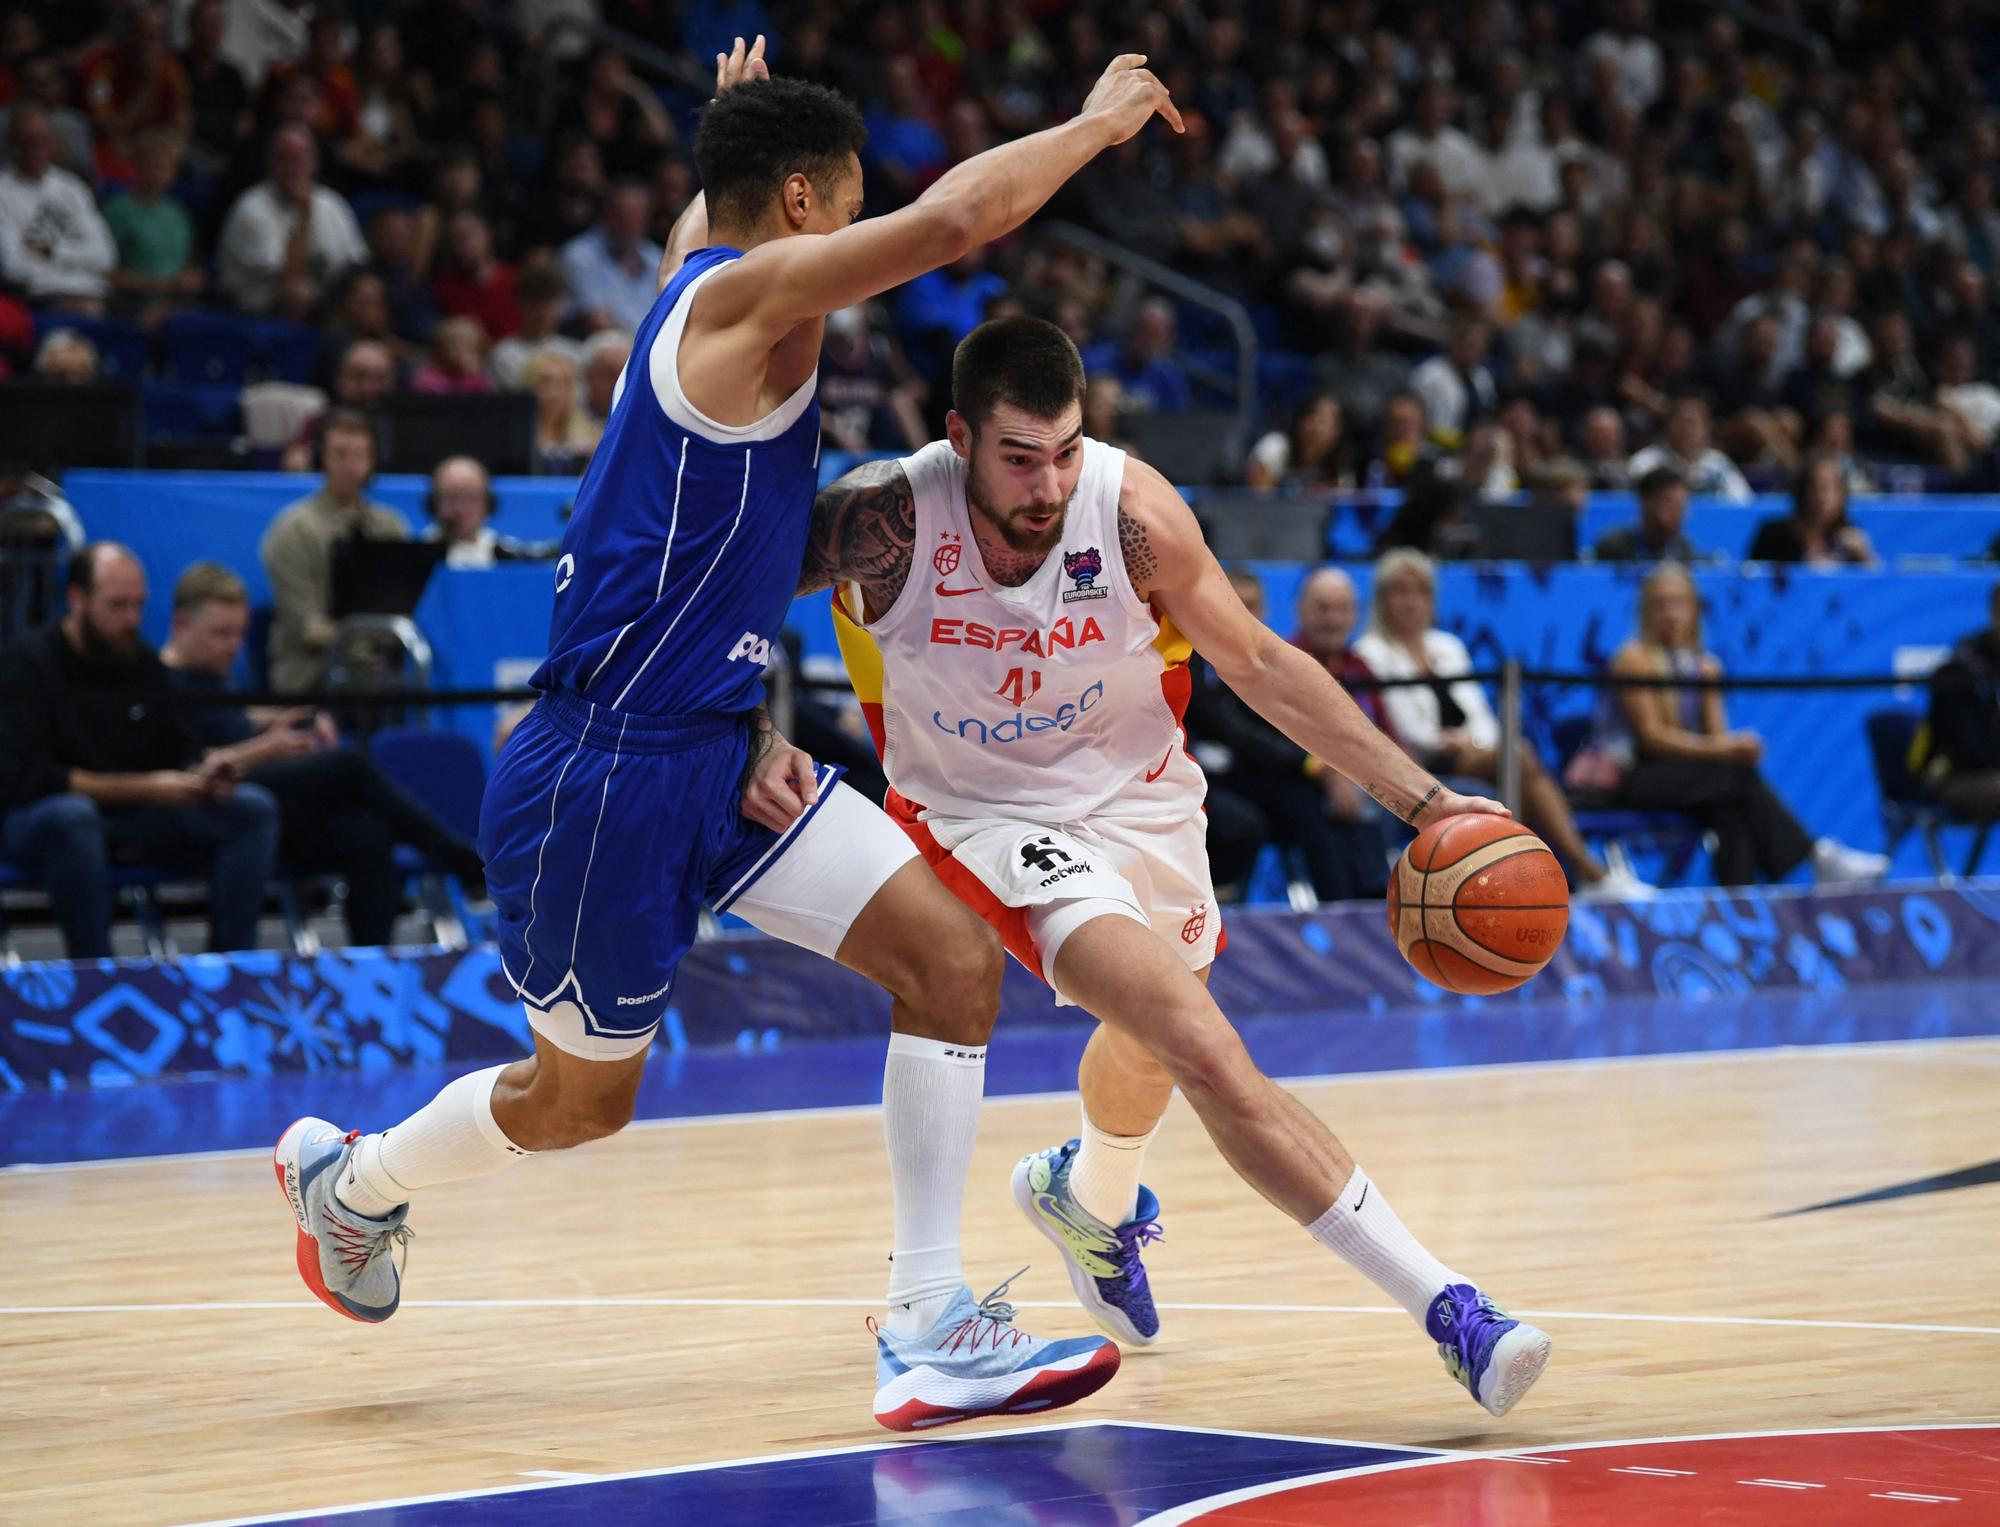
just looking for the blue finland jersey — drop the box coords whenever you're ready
[533,245,820,717]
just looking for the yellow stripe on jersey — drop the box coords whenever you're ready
[832,584,886,706]
[1152,610,1193,670]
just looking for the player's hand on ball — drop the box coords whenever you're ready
[1416,788,1511,824]
[741,736,820,832]
[1080,54,1185,142]
[715,34,769,95]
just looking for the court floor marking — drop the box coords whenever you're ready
[1131,1421,2000,1526]
[4,1295,1997,1338]
[7,1032,1995,1177]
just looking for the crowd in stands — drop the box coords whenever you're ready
[0,0,1996,502]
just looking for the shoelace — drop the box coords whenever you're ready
[942,1266,1034,1354]
[1110,1218,1162,1280]
[326,1212,415,1277]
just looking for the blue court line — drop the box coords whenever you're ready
[3,978,1996,1169]
[186,1422,1433,1527]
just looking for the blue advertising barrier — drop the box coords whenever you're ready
[5,881,1998,1092]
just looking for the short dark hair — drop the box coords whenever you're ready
[67,541,135,594]
[693,78,866,228]
[1636,465,1683,498]
[320,408,377,452]
[952,316,1087,430]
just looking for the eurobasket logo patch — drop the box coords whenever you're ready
[1062,546,1108,603]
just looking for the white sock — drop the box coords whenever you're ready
[881,1031,986,1337]
[335,1064,533,1218]
[1069,1107,1158,1226]
[1306,1167,1464,1326]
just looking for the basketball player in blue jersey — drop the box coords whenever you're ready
[274,40,1183,1431]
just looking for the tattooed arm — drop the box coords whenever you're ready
[795,457,918,615]
[1123,458,1505,828]
[739,702,820,832]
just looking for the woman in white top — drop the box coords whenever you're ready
[1353,548,1650,899]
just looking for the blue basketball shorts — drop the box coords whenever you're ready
[478,690,917,1060]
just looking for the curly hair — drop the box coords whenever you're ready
[952,316,1087,430]
[693,78,867,228]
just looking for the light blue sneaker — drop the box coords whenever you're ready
[273,1116,412,1324]
[1426,1282,1552,1416]
[1011,1140,1163,1347]
[870,1270,1120,1431]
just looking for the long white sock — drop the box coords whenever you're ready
[335,1064,533,1218]
[1069,1107,1159,1226]
[881,1031,986,1337]
[1306,1166,1464,1325]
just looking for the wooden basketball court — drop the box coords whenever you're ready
[3,1035,1995,1523]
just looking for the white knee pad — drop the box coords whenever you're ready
[1026,896,1149,996]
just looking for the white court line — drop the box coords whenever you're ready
[173,1419,1108,1527]
[1134,1421,2000,1526]
[9,1032,1999,1176]
[4,1295,1999,1338]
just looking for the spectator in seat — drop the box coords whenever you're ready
[33,328,100,383]
[431,210,519,342]
[1354,547,1650,899]
[524,347,602,475]
[409,315,494,394]
[76,0,190,181]
[0,53,97,179]
[490,265,580,393]
[1934,335,2000,462]
[818,304,928,454]
[0,544,279,958]
[1627,396,1752,503]
[1596,565,1887,886]
[1082,298,1191,414]
[216,123,367,319]
[1186,569,1391,902]
[1920,581,2000,822]
[419,455,554,566]
[283,338,394,472]
[1592,466,1703,563]
[0,107,116,314]
[1245,392,1354,490]
[161,561,487,947]
[180,0,251,174]
[580,328,631,431]
[1363,392,1438,490]
[103,127,202,310]
[1575,406,1632,490]
[261,411,408,694]
[1409,315,1498,451]
[558,179,661,335]
[1748,455,1879,566]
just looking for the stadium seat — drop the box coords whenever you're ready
[1549,714,1705,885]
[1195,494,1333,560]
[35,312,149,380]
[1122,407,1239,486]
[159,311,256,385]
[1864,709,1993,878]
[248,319,319,385]
[142,381,243,438]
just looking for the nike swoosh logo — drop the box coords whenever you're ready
[1144,746,1174,782]
[935,582,983,597]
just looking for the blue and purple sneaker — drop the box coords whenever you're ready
[1011,1139,1164,1347]
[1426,1282,1552,1416]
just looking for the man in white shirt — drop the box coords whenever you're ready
[1581,0,1663,112]
[217,124,367,318]
[1628,396,1753,503]
[1409,316,1497,450]
[0,108,116,313]
[1385,81,1484,205]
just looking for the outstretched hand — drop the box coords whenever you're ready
[1079,53,1185,142]
[715,34,770,95]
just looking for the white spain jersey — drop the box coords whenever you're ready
[832,437,1206,825]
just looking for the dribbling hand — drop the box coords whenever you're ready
[1080,54,1185,143]
[1413,787,1510,825]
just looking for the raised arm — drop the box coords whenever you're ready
[796,457,917,615]
[711,55,1180,336]
[657,35,769,291]
[1122,460,1505,828]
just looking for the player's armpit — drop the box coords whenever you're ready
[796,458,917,612]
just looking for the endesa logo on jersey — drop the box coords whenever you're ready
[928,615,1106,656]
[933,680,1105,745]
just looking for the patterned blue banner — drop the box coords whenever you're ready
[6,882,1997,1092]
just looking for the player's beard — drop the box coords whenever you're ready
[967,479,1073,556]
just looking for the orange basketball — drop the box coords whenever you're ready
[1386,814,1570,995]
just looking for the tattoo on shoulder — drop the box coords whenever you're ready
[797,459,916,611]
[1119,507,1158,590]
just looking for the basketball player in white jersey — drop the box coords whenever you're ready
[788,317,1553,1416]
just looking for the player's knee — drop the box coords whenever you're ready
[910,921,1004,1040]
[506,1055,641,1148]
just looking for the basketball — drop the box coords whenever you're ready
[1387,815,1570,995]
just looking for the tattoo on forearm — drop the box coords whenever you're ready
[797,459,916,612]
[1364,779,1440,825]
[741,704,777,795]
[1118,508,1158,589]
